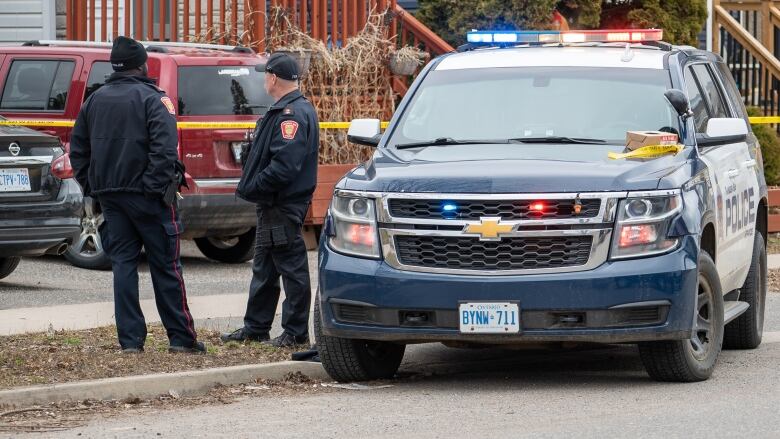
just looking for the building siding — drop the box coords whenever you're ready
[0,0,55,42]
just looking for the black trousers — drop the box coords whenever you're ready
[99,193,197,349]
[244,207,311,338]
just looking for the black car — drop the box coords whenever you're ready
[0,118,82,280]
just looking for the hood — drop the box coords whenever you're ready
[340,144,693,194]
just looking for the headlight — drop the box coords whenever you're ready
[328,193,381,259]
[611,191,682,259]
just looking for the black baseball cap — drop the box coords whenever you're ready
[256,52,299,81]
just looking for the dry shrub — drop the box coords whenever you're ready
[182,4,427,165]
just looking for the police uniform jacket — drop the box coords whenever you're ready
[70,73,178,198]
[236,90,319,222]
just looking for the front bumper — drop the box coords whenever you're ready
[0,179,82,257]
[318,235,699,344]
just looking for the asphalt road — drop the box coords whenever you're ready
[0,241,318,310]
[4,250,780,438]
[45,317,780,439]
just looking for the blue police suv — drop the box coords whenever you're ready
[315,29,768,382]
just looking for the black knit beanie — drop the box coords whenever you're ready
[110,36,148,72]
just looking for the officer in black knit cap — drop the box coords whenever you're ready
[70,36,204,354]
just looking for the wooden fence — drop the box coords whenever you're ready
[64,0,453,56]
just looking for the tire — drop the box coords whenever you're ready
[724,233,766,349]
[0,257,20,280]
[314,291,405,382]
[64,198,111,270]
[638,251,724,382]
[194,228,255,263]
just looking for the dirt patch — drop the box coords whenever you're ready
[0,373,335,434]
[769,269,780,292]
[768,233,780,255]
[0,325,301,390]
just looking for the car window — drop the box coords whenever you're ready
[0,60,75,111]
[389,66,677,148]
[684,67,709,133]
[714,62,748,122]
[84,62,113,102]
[692,64,729,119]
[177,66,275,116]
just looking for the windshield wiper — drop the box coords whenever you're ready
[508,136,607,144]
[395,137,510,150]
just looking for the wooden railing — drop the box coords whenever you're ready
[714,1,780,118]
[64,1,453,54]
[390,3,454,94]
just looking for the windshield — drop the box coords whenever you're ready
[388,67,678,148]
[177,66,275,116]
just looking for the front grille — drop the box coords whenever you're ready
[395,235,593,271]
[335,304,369,323]
[388,198,601,220]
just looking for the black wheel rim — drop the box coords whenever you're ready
[690,273,714,360]
[206,236,240,249]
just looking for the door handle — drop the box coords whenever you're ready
[726,169,740,178]
[743,159,757,168]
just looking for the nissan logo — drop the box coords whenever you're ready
[8,143,20,156]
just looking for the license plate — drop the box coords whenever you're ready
[459,302,520,334]
[0,168,31,192]
[231,142,245,162]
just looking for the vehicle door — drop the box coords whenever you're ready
[175,61,274,194]
[686,62,755,293]
[0,55,83,143]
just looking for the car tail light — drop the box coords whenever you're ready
[51,153,73,179]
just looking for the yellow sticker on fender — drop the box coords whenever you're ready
[608,144,684,160]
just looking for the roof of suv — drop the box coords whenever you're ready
[435,44,703,71]
[1,40,265,65]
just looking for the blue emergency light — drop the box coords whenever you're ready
[466,29,663,45]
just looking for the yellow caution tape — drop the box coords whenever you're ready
[747,116,780,124]
[0,119,76,127]
[0,119,390,130]
[608,144,684,160]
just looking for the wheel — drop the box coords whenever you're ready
[638,251,724,382]
[194,228,255,263]
[724,233,766,349]
[314,291,405,382]
[0,257,20,280]
[64,197,111,270]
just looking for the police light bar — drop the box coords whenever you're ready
[466,29,663,45]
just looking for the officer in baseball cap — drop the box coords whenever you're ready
[225,53,319,347]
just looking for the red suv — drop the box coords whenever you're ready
[0,40,273,268]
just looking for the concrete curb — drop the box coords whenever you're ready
[0,361,329,408]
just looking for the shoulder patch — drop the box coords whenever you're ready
[160,96,176,115]
[282,106,295,116]
[280,120,299,140]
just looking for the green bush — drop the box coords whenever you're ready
[416,0,707,47]
[747,107,780,185]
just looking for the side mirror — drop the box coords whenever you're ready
[696,118,749,147]
[347,119,381,147]
[664,89,692,119]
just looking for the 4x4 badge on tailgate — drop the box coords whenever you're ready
[8,143,20,156]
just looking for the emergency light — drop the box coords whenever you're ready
[466,29,663,45]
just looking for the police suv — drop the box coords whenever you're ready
[315,29,768,382]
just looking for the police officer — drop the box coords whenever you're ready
[222,53,319,347]
[70,36,204,354]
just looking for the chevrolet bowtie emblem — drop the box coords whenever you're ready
[463,217,514,241]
